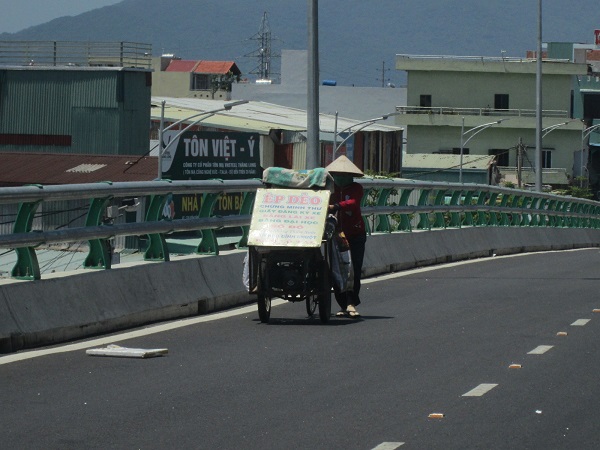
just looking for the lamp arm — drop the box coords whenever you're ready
[462,124,495,147]
[161,113,217,154]
[334,121,374,153]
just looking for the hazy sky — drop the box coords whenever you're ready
[0,0,122,33]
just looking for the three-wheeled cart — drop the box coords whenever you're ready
[247,168,335,324]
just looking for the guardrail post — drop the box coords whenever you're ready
[374,188,393,233]
[196,191,223,254]
[529,197,542,227]
[462,191,475,226]
[83,195,114,269]
[498,193,510,226]
[432,189,448,229]
[237,191,256,248]
[448,189,462,228]
[398,188,414,231]
[509,194,522,226]
[538,198,550,227]
[520,196,532,226]
[144,193,171,261]
[10,199,42,280]
[487,192,500,226]
[360,186,374,235]
[417,189,432,230]
[476,191,488,226]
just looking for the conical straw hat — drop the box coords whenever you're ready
[326,155,364,177]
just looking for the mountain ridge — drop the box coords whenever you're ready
[1,0,598,87]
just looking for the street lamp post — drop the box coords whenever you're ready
[332,112,400,159]
[581,123,600,187]
[459,117,507,183]
[541,121,571,138]
[157,100,249,179]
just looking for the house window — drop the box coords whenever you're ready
[542,149,552,168]
[191,74,210,90]
[420,95,432,108]
[494,94,509,110]
[452,147,469,155]
[489,149,509,166]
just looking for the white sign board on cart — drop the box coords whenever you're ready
[248,188,330,248]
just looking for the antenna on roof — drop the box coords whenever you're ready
[245,11,281,83]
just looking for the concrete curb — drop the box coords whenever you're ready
[1,227,599,353]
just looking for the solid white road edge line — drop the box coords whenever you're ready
[0,300,287,365]
[2,248,592,364]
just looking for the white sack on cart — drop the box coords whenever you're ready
[330,241,352,292]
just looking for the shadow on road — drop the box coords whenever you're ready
[253,315,394,326]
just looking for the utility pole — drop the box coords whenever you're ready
[535,0,543,191]
[306,0,320,169]
[376,61,390,87]
[245,12,280,82]
[517,138,523,189]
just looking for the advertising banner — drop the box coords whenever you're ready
[161,131,261,180]
[248,188,330,247]
[160,131,261,220]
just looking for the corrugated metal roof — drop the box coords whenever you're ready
[403,153,494,170]
[151,97,403,136]
[0,152,157,186]
[501,167,569,186]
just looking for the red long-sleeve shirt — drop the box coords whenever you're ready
[331,182,366,238]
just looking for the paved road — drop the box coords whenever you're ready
[2,249,600,449]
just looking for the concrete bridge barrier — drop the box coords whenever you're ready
[1,227,599,353]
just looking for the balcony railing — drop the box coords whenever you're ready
[0,41,152,69]
[395,106,569,119]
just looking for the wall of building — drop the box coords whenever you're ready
[0,69,150,155]
[406,71,573,112]
[407,124,580,176]
[151,57,232,100]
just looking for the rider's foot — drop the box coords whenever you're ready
[346,304,360,318]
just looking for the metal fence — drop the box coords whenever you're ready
[394,106,569,119]
[1,178,599,280]
[0,41,152,69]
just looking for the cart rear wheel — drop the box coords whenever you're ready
[257,292,271,323]
[306,295,318,316]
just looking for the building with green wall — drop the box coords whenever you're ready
[0,41,152,155]
[394,53,588,188]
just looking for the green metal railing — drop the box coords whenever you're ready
[1,178,599,281]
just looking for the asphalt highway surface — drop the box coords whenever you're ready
[2,248,600,449]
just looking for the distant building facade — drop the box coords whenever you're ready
[233,49,406,122]
[152,55,241,100]
[394,53,588,187]
[0,41,152,156]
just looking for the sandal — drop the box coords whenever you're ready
[336,310,349,317]
[346,305,361,318]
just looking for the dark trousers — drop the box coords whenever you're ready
[334,233,366,309]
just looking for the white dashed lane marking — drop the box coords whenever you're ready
[571,319,591,326]
[528,345,554,355]
[462,383,498,397]
[371,443,404,450]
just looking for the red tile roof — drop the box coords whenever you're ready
[0,152,158,186]
[165,59,241,75]
[165,60,200,72]
[194,61,240,75]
